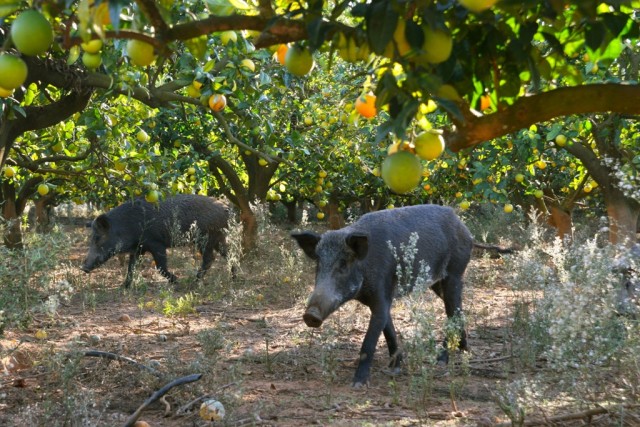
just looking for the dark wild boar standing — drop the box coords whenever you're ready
[292,204,509,387]
[82,194,229,287]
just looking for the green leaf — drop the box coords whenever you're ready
[0,2,20,18]
[405,20,424,50]
[600,13,629,37]
[365,0,398,55]
[585,22,606,51]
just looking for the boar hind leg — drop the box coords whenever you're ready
[196,241,216,280]
[431,276,468,364]
[150,247,178,284]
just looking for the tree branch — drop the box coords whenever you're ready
[446,84,640,152]
[167,15,308,47]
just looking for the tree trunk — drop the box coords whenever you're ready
[240,207,258,252]
[547,203,573,242]
[603,186,639,246]
[282,199,298,224]
[33,196,53,233]
[328,198,344,230]
[2,183,23,249]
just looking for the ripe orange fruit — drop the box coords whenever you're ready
[0,54,28,90]
[209,94,227,112]
[480,94,491,111]
[11,10,53,56]
[276,44,288,65]
[355,93,377,118]
[381,151,422,194]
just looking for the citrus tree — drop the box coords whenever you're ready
[2,0,639,247]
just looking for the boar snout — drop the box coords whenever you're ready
[303,306,324,328]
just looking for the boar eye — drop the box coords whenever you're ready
[337,259,348,272]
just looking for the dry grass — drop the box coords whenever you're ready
[0,210,638,426]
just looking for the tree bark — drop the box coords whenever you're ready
[33,196,54,233]
[2,183,22,248]
[282,199,298,224]
[328,198,344,230]
[547,203,573,242]
[603,186,639,246]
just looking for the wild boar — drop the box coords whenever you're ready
[292,204,505,387]
[82,194,229,287]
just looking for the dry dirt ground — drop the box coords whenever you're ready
[0,221,635,426]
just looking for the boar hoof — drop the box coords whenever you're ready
[303,307,323,328]
[436,349,449,366]
[352,380,369,389]
[383,366,402,377]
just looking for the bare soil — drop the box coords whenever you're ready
[0,222,634,426]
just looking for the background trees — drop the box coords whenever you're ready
[0,0,638,247]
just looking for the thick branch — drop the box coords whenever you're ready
[167,15,308,47]
[9,90,93,141]
[446,84,640,151]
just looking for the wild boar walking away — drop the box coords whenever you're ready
[292,204,509,387]
[82,195,230,288]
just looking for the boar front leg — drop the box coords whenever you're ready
[353,302,391,388]
[383,317,402,375]
[123,251,141,288]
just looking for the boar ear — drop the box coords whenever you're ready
[94,214,110,234]
[291,231,321,260]
[346,232,368,260]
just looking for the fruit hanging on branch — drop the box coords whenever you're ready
[0,54,28,90]
[209,94,227,112]
[126,39,156,67]
[381,151,423,194]
[355,93,377,118]
[10,10,53,56]
[285,44,315,77]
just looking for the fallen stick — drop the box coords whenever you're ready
[494,407,610,426]
[123,373,203,427]
[81,350,162,377]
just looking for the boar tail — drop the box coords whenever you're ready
[473,242,515,254]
